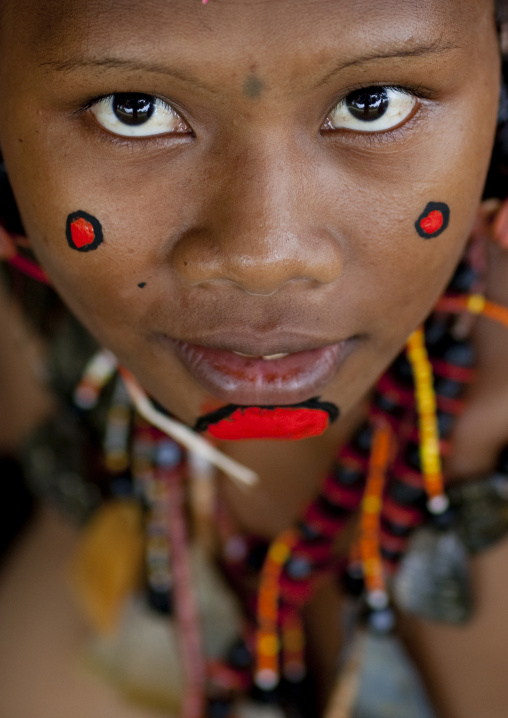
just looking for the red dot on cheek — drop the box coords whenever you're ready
[70,217,96,248]
[419,210,444,235]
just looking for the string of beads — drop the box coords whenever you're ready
[68,253,508,717]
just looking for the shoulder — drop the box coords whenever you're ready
[0,508,156,718]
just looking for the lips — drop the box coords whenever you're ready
[163,336,355,405]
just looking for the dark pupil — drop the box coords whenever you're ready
[112,94,155,125]
[346,87,389,122]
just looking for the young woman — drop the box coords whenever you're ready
[0,1,506,716]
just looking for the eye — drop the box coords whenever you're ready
[324,86,417,133]
[89,93,191,137]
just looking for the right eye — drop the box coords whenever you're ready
[90,93,191,137]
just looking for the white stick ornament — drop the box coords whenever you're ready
[120,368,258,487]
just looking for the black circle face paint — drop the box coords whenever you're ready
[194,398,339,441]
[65,210,103,252]
[415,202,450,239]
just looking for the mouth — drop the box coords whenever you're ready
[158,334,357,405]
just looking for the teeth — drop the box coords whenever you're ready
[232,351,289,361]
[262,353,289,361]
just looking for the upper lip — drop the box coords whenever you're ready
[154,329,359,405]
[164,331,348,357]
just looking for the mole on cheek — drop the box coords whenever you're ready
[415,202,450,239]
[138,282,147,288]
[242,75,265,99]
[65,211,103,252]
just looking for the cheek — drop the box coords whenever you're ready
[27,217,150,352]
[336,193,470,355]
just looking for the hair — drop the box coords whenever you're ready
[498,0,508,23]
[488,1,508,197]
[484,42,508,199]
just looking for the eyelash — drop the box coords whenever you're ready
[321,83,429,139]
[75,82,430,147]
[329,83,430,109]
[74,93,193,146]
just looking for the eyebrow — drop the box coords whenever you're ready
[313,38,461,89]
[39,56,218,94]
[41,37,461,94]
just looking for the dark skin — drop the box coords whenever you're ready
[0,0,499,433]
[0,0,506,716]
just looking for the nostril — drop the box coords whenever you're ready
[171,227,343,293]
[238,276,324,296]
[243,284,283,297]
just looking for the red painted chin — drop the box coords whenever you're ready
[206,406,330,441]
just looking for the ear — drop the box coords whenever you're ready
[493,199,508,249]
[0,223,32,260]
[0,225,17,259]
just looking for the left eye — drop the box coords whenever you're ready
[90,93,191,137]
[325,86,417,132]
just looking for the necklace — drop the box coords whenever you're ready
[14,214,508,717]
[67,252,498,718]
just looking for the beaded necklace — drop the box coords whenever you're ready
[69,247,508,718]
[9,216,508,717]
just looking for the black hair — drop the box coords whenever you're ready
[497,0,508,23]
[0,163,23,235]
[484,49,508,199]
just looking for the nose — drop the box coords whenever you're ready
[171,141,343,296]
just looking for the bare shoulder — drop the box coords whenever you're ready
[401,536,508,718]
[0,508,159,718]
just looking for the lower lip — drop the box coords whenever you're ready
[165,338,354,405]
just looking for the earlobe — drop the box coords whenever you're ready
[493,198,508,249]
[0,225,49,283]
[0,224,18,259]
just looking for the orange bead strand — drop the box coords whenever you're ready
[359,420,393,608]
[255,529,300,690]
[436,294,508,330]
[406,328,448,515]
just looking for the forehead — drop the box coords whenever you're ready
[1,0,493,72]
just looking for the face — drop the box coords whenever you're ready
[0,0,501,436]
